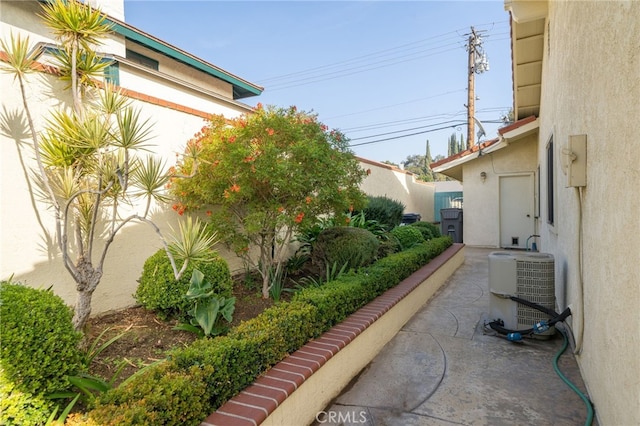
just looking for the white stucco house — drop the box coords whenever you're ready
[1,0,263,314]
[433,1,640,424]
[1,0,435,316]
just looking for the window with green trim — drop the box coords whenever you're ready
[126,49,159,70]
[104,62,119,85]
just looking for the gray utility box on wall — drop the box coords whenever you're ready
[440,208,463,243]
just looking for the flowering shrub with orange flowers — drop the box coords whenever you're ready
[171,105,367,298]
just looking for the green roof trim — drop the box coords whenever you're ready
[107,19,263,100]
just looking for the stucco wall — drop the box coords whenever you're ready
[0,1,258,315]
[537,1,640,424]
[462,136,537,247]
[121,43,234,100]
[358,159,435,223]
[0,69,250,314]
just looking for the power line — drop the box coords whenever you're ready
[257,30,465,83]
[340,107,510,133]
[348,121,468,147]
[346,116,508,148]
[323,89,467,121]
[256,23,510,91]
[349,120,465,141]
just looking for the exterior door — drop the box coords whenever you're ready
[499,175,534,249]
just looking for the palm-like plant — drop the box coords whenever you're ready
[1,1,214,330]
[39,0,113,112]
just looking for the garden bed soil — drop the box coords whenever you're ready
[84,277,278,386]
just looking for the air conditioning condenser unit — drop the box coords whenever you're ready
[489,251,556,338]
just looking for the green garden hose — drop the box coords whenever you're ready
[554,328,594,426]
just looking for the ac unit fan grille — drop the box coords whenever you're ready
[516,260,555,329]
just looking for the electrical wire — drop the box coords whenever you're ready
[257,23,510,91]
[348,122,468,147]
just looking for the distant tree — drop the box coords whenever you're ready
[381,160,399,168]
[402,153,431,181]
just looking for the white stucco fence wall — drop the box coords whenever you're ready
[358,158,435,223]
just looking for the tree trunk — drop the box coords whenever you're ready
[261,271,270,299]
[73,287,94,331]
[72,259,102,331]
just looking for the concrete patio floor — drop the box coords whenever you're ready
[318,247,594,426]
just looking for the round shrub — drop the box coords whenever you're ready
[0,282,83,397]
[0,379,55,426]
[377,232,402,259]
[311,227,379,273]
[390,225,426,250]
[409,221,441,240]
[361,195,405,230]
[135,249,232,320]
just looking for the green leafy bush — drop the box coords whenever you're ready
[175,269,235,337]
[0,282,83,395]
[391,226,426,250]
[376,232,402,258]
[360,195,405,230]
[82,237,453,425]
[409,221,441,240]
[91,361,210,426]
[0,281,83,425]
[311,227,379,273]
[135,249,232,320]
[0,379,55,426]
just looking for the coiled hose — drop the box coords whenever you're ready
[485,297,594,424]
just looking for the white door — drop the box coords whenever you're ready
[499,175,534,249]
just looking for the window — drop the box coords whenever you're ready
[104,62,119,85]
[126,49,158,70]
[546,137,554,225]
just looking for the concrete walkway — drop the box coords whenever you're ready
[319,247,594,426]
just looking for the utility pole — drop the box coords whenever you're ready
[465,27,489,149]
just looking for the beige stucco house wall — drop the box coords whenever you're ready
[358,157,435,223]
[0,0,262,314]
[518,1,640,424]
[431,117,539,248]
[461,134,537,247]
[432,1,640,423]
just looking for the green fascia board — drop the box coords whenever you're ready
[108,20,263,100]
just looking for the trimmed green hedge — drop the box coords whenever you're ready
[0,281,83,426]
[84,237,453,425]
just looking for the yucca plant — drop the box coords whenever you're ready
[1,1,212,330]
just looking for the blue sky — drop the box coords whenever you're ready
[124,1,513,165]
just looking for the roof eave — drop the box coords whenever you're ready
[504,0,547,121]
[107,18,264,100]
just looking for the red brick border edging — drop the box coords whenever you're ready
[202,243,464,426]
